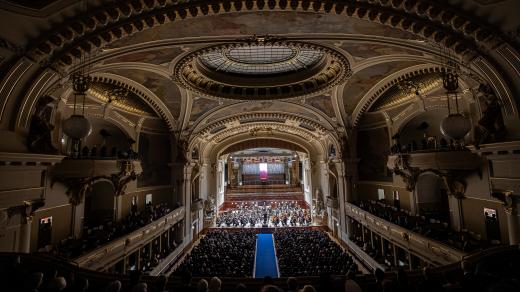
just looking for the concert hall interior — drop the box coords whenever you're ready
[1,0,520,291]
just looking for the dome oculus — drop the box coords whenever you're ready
[199,44,324,76]
[174,40,351,100]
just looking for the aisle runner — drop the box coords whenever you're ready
[253,233,279,278]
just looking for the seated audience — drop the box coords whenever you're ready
[175,230,256,277]
[354,199,489,252]
[274,229,356,276]
[55,202,173,259]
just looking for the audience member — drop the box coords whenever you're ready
[132,283,147,292]
[196,279,208,292]
[152,275,168,292]
[301,285,317,292]
[287,277,298,292]
[104,280,122,292]
[208,277,222,292]
[24,272,43,292]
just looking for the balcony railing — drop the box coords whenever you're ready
[345,203,466,266]
[74,207,185,270]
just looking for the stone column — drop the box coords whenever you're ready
[227,158,234,188]
[71,201,85,239]
[448,195,463,232]
[284,160,290,185]
[293,155,300,185]
[393,243,398,267]
[237,160,243,186]
[320,161,332,228]
[504,195,520,245]
[183,163,194,243]
[18,215,33,253]
[344,159,358,239]
[335,160,347,241]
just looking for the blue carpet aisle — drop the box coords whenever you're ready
[254,233,279,278]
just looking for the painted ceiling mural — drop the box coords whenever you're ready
[103,68,182,119]
[102,47,184,65]
[106,11,420,49]
[190,97,222,123]
[306,95,336,118]
[340,42,426,60]
[203,101,323,125]
[342,61,423,114]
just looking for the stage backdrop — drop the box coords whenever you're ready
[259,163,268,180]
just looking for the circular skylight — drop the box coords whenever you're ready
[199,44,324,76]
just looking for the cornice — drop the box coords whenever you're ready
[193,112,330,138]
[21,0,512,69]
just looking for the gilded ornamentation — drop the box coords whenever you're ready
[392,154,470,198]
[52,161,139,205]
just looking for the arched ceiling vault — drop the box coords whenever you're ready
[19,0,514,66]
[1,0,519,149]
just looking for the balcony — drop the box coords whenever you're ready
[73,207,185,271]
[0,152,64,211]
[387,151,481,171]
[52,158,142,178]
[345,203,465,265]
[326,196,339,209]
[387,151,481,196]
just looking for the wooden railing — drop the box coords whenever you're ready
[2,245,518,291]
[345,203,466,266]
[73,207,185,270]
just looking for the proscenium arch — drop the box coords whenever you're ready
[190,101,337,135]
[220,139,307,156]
[205,133,324,163]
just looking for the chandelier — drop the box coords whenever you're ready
[62,71,93,157]
[61,0,93,158]
[439,58,471,142]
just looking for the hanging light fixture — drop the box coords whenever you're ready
[62,70,93,157]
[439,56,471,142]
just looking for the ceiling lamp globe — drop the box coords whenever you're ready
[62,114,92,140]
[440,113,471,141]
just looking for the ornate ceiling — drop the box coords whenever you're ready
[0,0,519,159]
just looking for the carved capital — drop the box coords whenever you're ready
[7,200,44,223]
[391,154,471,198]
[493,191,520,216]
[52,160,140,205]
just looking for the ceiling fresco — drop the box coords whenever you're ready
[106,11,421,49]
[103,68,182,119]
[340,42,427,60]
[305,95,336,118]
[190,97,222,123]
[102,47,184,65]
[342,61,423,114]
[203,101,324,125]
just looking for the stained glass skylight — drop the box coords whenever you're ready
[199,44,324,75]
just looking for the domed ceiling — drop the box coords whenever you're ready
[173,38,350,100]
[0,0,518,144]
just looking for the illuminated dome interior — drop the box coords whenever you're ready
[199,44,324,76]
